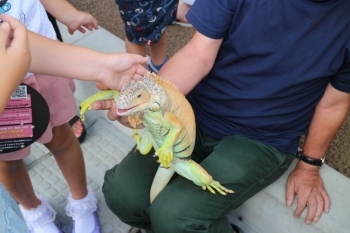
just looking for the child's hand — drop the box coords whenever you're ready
[0,14,31,78]
[0,14,31,113]
[95,53,149,91]
[65,11,98,35]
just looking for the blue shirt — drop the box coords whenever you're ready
[186,0,350,153]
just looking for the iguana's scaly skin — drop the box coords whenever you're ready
[80,73,234,202]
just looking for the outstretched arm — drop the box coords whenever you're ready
[286,83,350,224]
[27,30,148,90]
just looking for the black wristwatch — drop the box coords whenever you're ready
[295,151,325,167]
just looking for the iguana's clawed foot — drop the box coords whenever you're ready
[202,180,234,195]
[131,132,141,144]
[131,132,142,152]
[79,99,94,124]
[155,147,174,168]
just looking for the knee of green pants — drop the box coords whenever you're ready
[102,146,158,226]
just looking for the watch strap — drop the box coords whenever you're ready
[295,151,325,167]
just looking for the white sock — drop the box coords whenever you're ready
[65,186,98,233]
[19,196,60,233]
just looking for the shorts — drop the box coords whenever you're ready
[115,0,178,44]
[0,74,77,161]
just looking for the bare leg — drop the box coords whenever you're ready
[125,37,148,69]
[149,32,168,66]
[44,123,87,200]
[0,160,40,210]
[45,123,99,233]
[177,0,191,23]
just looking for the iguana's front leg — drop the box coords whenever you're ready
[155,112,183,168]
[80,90,119,123]
[172,159,234,195]
[132,129,153,155]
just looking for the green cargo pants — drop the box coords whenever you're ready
[103,128,294,233]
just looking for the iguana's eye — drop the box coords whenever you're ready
[137,94,141,98]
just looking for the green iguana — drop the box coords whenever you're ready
[80,73,234,202]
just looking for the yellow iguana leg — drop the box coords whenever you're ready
[172,159,234,195]
[79,90,119,123]
[131,129,153,155]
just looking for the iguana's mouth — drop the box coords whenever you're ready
[117,105,137,115]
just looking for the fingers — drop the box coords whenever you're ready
[135,65,150,79]
[312,193,325,223]
[0,21,10,49]
[294,191,308,218]
[304,189,330,224]
[304,194,318,224]
[322,190,330,213]
[1,14,28,49]
[77,27,86,34]
[91,18,98,30]
[96,81,108,91]
[133,70,150,81]
[285,178,296,207]
[92,100,120,121]
[92,99,115,110]
[106,108,121,121]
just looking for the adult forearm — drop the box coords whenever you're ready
[303,85,350,159]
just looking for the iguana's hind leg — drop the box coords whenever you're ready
[172,159,234,195]
[150,166,175,203]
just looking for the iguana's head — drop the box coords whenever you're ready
[116,75,166,116]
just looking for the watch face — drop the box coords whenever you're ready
[0,83,50,153]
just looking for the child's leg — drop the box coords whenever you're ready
[125,38,147,70]
[44,122,87,199]
[0,160,40,209]
[149,32,168,66]
[125,38,147,57]
[44,122,100,233]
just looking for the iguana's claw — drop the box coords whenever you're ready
[202,180,234,195]
[132,132,141,152]
[131,132,141,143]
[79,99,94,124]
[155,148,173,168]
